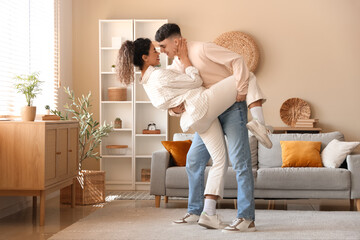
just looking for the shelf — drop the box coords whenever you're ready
[102,155,132,158]
[101,101,132,104]
[273,127,322,134]
[106,181,132,185]
[101,72,117,74]
[100,19,168,191]
[112,128,132,132]
[135,182,150,185]
[135,134,166,137]
[101,47,119,50]
[136,155,152,158]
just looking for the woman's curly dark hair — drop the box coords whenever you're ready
[117,38,152,85]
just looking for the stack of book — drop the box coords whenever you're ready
[294,119,319,128]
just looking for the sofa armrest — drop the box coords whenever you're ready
[347,154,360,199]
[150,150,171,196]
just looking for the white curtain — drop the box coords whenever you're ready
[0,0,58,117]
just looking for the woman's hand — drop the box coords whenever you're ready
[236,93,247,102]
[170,102,186,114]
[176,38,192,68]
[176,38,188,59]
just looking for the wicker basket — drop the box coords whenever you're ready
[108,87,127,101]
[280,98,311,127]
[213,31,260,73]
[141,169,151,182]
[60,170,105,205]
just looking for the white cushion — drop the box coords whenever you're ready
[321,139,360,168]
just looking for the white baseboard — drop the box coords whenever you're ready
[0,191,60,219]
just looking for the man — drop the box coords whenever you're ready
[155,23,269,232]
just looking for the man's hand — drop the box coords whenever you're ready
[170,102,185,114]
[236,93,247,102]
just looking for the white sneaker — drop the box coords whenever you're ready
[198,212,226,229]
[222,218,256,232]
[246,119,273,149]
[173,213,199,224]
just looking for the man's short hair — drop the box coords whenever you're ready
[155,23,181,42]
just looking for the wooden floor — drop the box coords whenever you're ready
[0,194,355,240]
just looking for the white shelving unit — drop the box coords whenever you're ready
[99,19,168,190]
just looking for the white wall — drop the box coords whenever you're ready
[72,0,360,170]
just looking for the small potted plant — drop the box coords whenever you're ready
[111,65,116,72]
[14,72,43,121]
[45,105,50,115]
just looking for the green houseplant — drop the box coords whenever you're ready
[56,87,113,205]
[45,105,50,115]
[54,87,113,171]
[14,72,43,121]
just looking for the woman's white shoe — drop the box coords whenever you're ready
[246,119,273,149]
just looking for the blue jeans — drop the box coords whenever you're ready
[186,101,255,220]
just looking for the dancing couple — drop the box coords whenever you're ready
[117,23,272,232]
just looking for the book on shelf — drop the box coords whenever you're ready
[294,118,319,128]
[296,119,319,123]
[294,124,315,128]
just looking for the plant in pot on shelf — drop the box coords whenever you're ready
[111,64,116,72]
[44,105,50,115]
[56,87,113,205]
[14,72,43,121]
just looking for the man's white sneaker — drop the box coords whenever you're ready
[198,212,226,229]
[173,213,199,224]
[222,218,256,232]
[246,119,273,149]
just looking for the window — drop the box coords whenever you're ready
[0,0,59,117]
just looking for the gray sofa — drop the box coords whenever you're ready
[150,131,360,210]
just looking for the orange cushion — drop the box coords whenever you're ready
[161,140,192,166]
[280,141,323,168]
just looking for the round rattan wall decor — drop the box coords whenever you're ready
[213,31,260,72]
[280,98,311,127]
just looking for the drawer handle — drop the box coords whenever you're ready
[68,150,73,152]
[56,152,61,155]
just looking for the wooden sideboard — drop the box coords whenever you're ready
[0,120,79,226]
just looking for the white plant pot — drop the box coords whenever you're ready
[21,106,36,121]
[111,67,116,72]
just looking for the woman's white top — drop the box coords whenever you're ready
[140,66,208,132]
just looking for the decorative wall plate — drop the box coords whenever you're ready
[214,31,260,72]
[280,98,311,127]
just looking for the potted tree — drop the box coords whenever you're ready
[57,87,113,205]
[14,72,43,121]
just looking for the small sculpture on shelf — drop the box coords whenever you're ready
[114,117,122,129]
[143,121,161,134]
[148,121,156,130]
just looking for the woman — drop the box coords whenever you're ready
[117,38,242,227]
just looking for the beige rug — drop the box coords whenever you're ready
[50,201,360,240]
[106,191,186,201]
